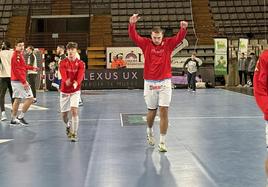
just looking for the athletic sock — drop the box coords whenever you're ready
[18,112,25,119]
[72,116,79,134]
[160,134,166,144]
[147,127,153,136]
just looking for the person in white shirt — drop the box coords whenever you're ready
[0,41,14,121]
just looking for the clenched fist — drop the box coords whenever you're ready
[180,21,188,29]
[129,14,141,24]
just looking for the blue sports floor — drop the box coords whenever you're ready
[0,88,266,187]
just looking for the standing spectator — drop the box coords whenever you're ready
[26,46,38,103]
[59,42,85,142]
[52,45,66,90]
[128,14,187,152]
[183,52,200,92]
[253,50,268,179]
[237,52,248,87]
[10,40,38,126]
[247,52,257,87]
[0,41,14,121]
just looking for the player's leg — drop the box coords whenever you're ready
[0,78,8,121]
[144,80,158,146]
[158,79,172,152]
[17,86,34,126]
[69,91,80,142]
[60,92,72,138]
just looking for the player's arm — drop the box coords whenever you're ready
[59,60,69,86]
[256,57,268,119]
[128,14,148,49]
[258,57,268,95]
[73,61,85,88]
[168,21,188,50]
[183,58,190,69]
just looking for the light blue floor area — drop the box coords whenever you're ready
[0,89,266,187]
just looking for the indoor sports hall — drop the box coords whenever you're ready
[0,0,267,187]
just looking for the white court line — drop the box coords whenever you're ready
[22,115,262,123]
[169,115,262,120]
[0,139,13,144]
[5,103,49,111]
[220,88,254,98]
[120,113,124,127]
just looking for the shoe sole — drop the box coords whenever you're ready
[147,141,155,146]
[147,137,155,146]
[71,138,78,142]
[158,148,167,152]
[158,145,167,152]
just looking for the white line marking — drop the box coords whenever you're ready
[5,104,49,111]
[120,113,124,127]
[0,139,13,144]
[21,115,262,123]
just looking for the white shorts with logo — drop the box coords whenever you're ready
[144,79,172,109]
[60,91,80,112]
[11,81,33,99]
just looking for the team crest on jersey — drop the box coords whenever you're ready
[17,55,20,62]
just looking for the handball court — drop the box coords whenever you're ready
[0,88,266,187]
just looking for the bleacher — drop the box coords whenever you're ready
[110,0,195,46]
[209,0,266,39]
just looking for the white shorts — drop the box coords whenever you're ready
[144,79,172,109]
[11,81,33,99]
[60,91,80,112]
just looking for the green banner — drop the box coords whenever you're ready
[214,38,228,75]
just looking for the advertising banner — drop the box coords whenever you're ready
[214,38,228,75]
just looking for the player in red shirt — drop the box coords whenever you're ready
[59,42,85,142]
[128,14,188,152]
[10,40,38,126]
[253,50,268,178]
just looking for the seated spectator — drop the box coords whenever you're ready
[111,53,127,69]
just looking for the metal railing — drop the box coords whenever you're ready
[26,32,89,49]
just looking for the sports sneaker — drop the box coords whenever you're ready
[147,134,155,146]
[10,118,20,126]
[158,143,167,152]
[66,125,72,139]
[1,111,7,121]
[17,117,29,126]
[32,98,37,103]
[78,101,83,107]
[70,133,78,142]
[51,82,60,90]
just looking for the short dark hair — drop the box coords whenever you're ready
[57,45,65,50]
[14,39,24,46]
[2,41,11,50]
[66,42,78,49]
[27,45,34,51]
[151,26,164,34]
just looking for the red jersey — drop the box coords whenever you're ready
[128,23,187,80]
[11,50,34,84]
[59,57,85,93]
[253,50,268,120]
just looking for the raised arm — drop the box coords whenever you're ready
[168,21,188,50]
[128,14,148,49]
